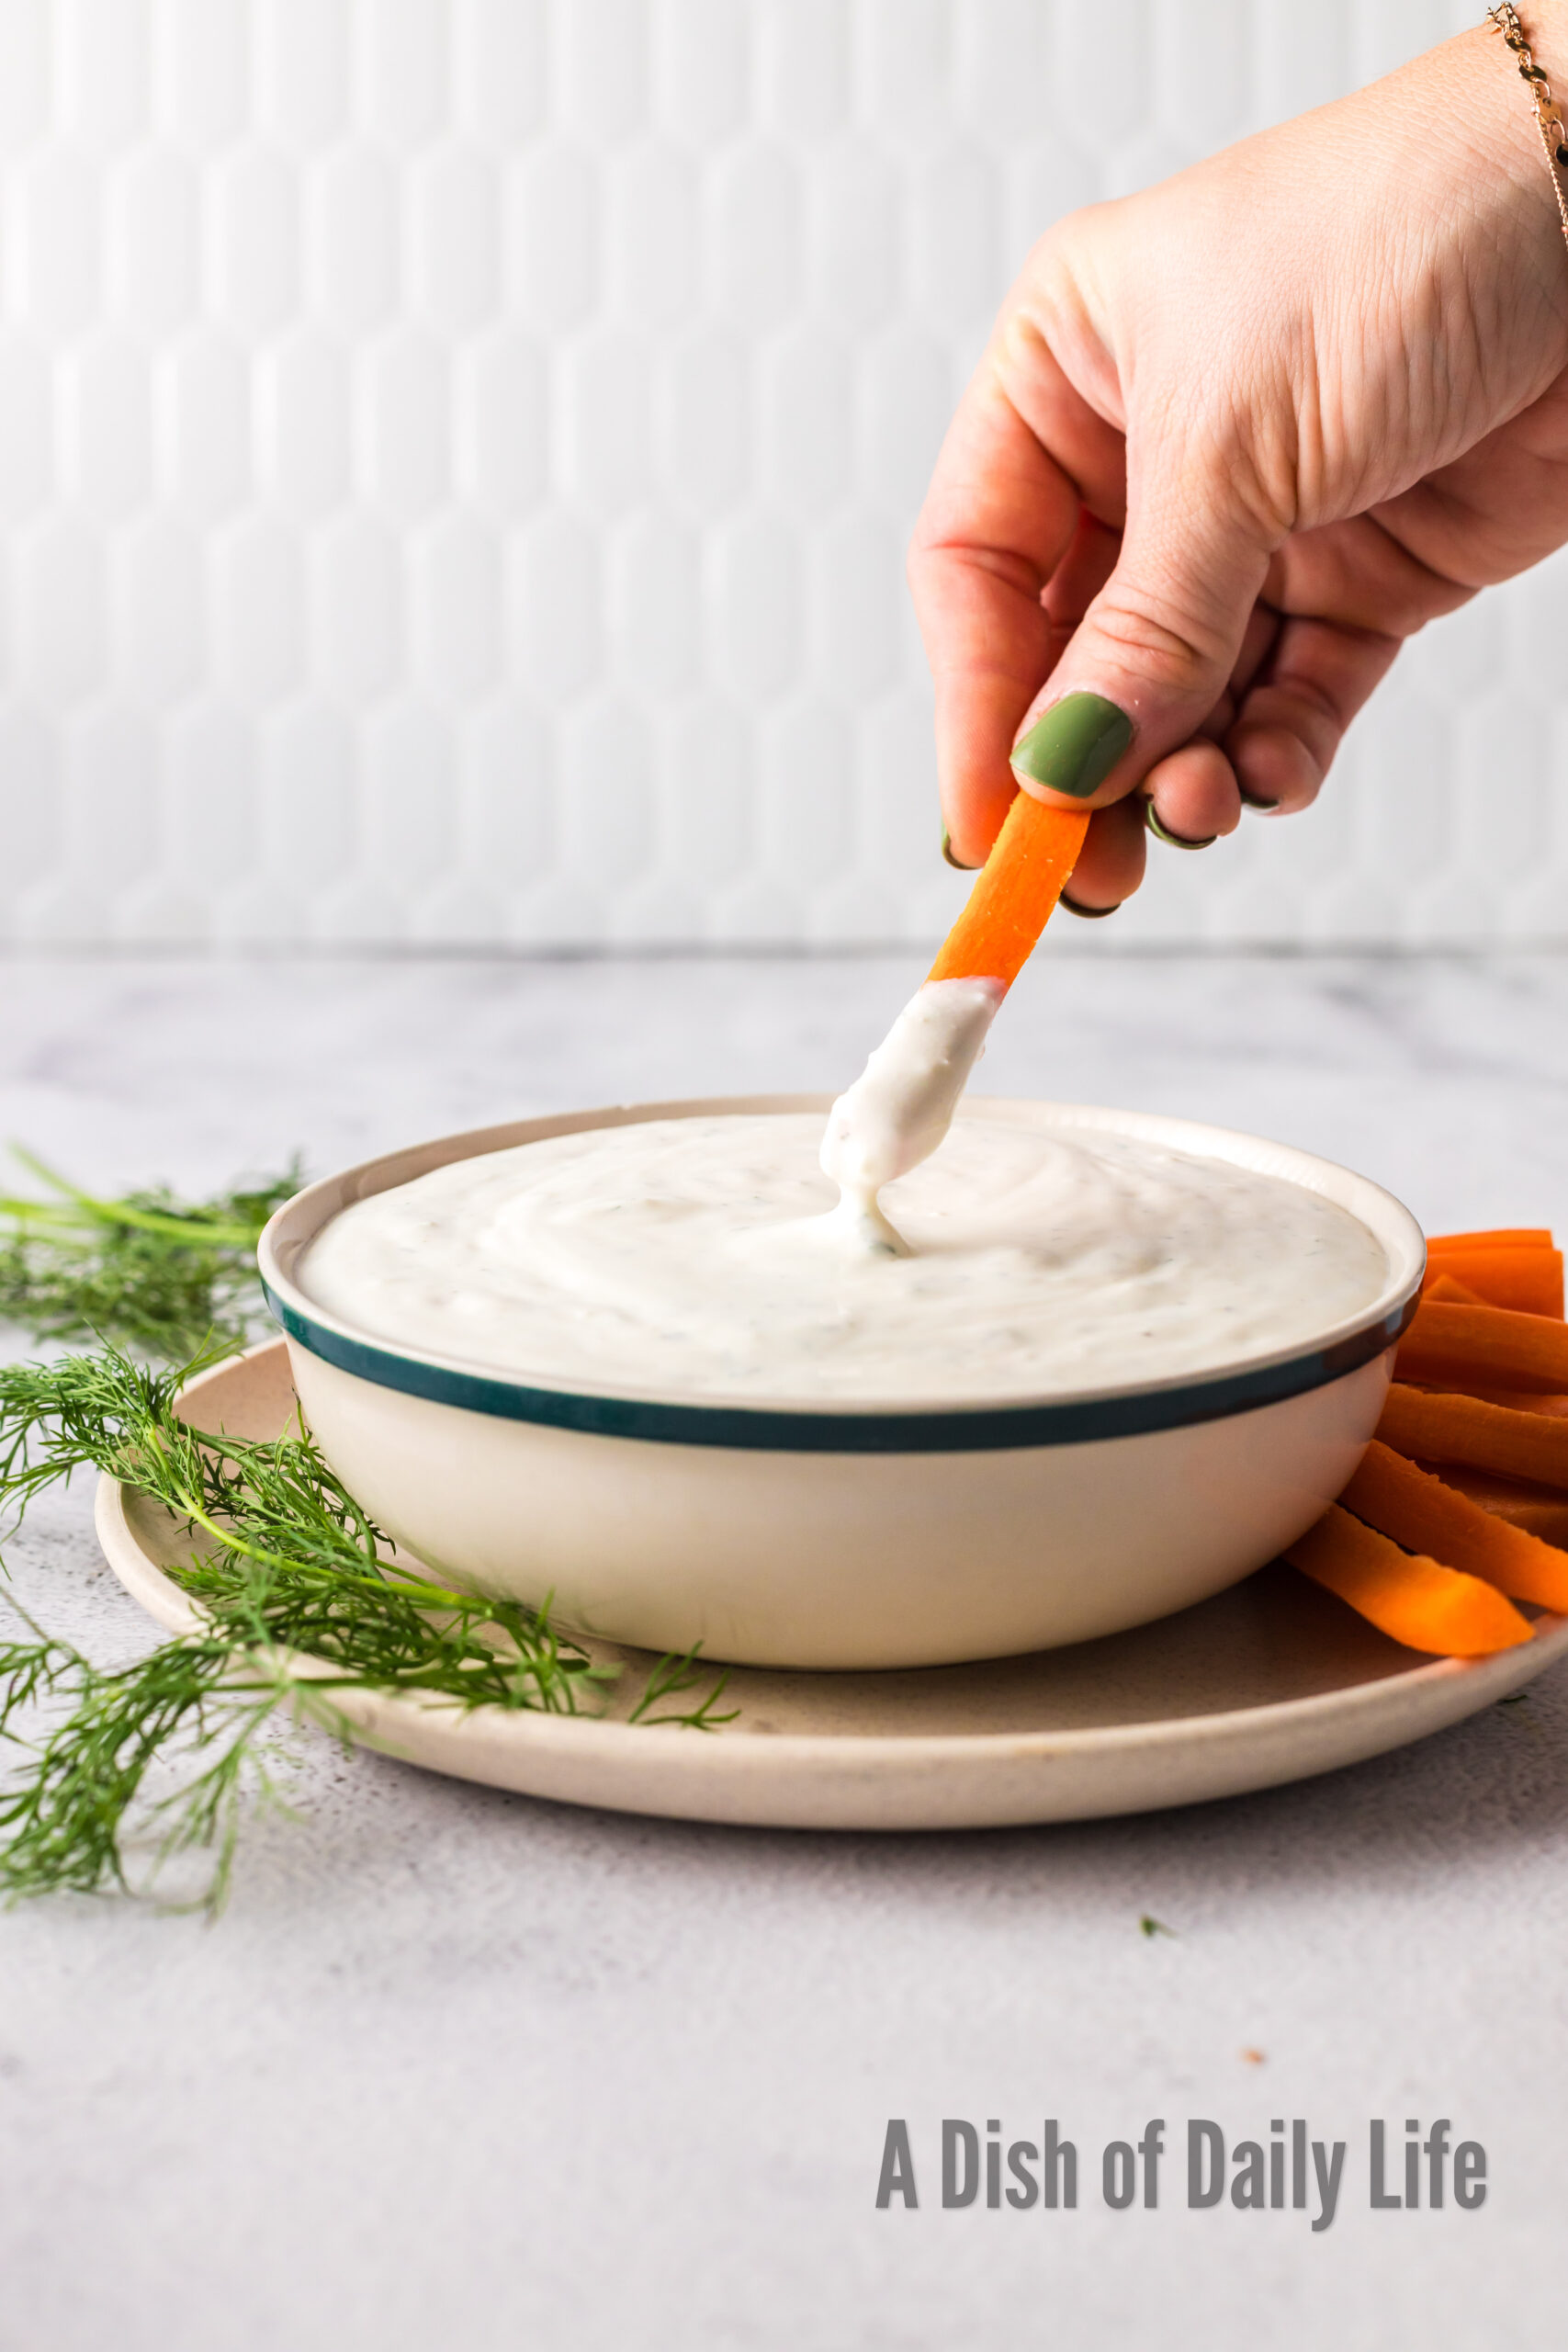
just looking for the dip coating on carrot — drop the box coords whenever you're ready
[821,790,1090,1225]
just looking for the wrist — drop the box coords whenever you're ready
[1397,17,1568,369]
[1460,10,1568,232]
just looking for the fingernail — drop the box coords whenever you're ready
[1059,888,1120,920]
[1010,692,1133,799]
[941,828,978,871]
[1237,784,1280,812]
[1143,797,1217,851]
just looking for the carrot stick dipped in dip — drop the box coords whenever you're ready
[819,796,1089,1248]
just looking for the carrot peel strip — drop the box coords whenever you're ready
[927,793,1091,989]
[1285,1505,1532,1656]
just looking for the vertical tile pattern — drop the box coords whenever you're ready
[0,0,1551,947]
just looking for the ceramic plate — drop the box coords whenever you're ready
[94,1342,1568,1832]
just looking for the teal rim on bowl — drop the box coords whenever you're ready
[257,1097,1427,1458]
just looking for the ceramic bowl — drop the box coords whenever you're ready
[256,1097,1425,1672]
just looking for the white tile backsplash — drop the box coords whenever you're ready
[0,0,1558,948]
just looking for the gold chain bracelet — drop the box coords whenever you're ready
[1488,4,1568,247]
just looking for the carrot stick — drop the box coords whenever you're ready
[1427,1228,1555,1250]
[1450,1386,1568,1418]
[1377,1382,1568,1487]
[1284,1505,1531,1655]
[1395,1299,1568,1394]
[1421,1272,1486,1306]
[1423,1247,1563,1317]
[1340,1440,1568,1611]
[927,792,1091,989]
[1430,1465,1568,1546]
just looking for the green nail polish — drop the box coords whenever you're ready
[1059,888,1120,920]
[941,828,978,871]
[1143,798,1216,851]
[1010,692,1133,799]
[1237,785,1280,812]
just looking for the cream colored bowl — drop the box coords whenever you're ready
[257,1097,1425,1672]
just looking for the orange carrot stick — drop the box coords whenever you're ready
[1430,1465,1568,1546]
[1427,1228,1555,1250]
[927,792,1091,989]
[1423,1247,1563,1317]
[1395,1299,1568,1394]
[1284,1505,1531,1656]
[1421,1272,1486,1306]
[1377,1383,1568,1487]
[1340,1440,1568,1611]
[1450,1386,1568,1417]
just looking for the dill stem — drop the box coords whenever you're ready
[5,1146,274,1247]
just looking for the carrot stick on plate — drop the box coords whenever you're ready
[1423,1239,1563,1317]
[1276,1227,1568,1655]
[1339,1440,1568,1611]
[1377,1383,1568,1488]
[1421,1272,1486,1307]
[1446,1386,1568,1418]
[1430,1465,1568,1546]
[1395,1299,1568,1394]
[1284,1505,1532,1656]
[927,793,1091,988]
[1427,1227,1555,1251]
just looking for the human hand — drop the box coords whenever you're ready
[909,17,1568,909]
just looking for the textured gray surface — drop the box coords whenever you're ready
[1,949,1565,2352]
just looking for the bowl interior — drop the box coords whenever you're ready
[258,1095,1427,1417]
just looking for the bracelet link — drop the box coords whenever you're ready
[1488,6,1568,240]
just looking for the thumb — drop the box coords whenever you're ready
[1009,460,1272,820]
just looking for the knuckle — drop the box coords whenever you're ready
[1085,592,1231,695]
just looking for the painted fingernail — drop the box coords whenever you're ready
[1058,888,1120,920]
[1010,692,1134,799]
[1237,784,1280,812]
[941,828,978,871]
[1143,797,1217,851]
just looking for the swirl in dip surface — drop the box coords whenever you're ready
[296,1110,1390,1406]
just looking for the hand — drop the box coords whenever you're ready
[909,19,1568,908]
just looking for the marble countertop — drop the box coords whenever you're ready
[1,948,1565,2352]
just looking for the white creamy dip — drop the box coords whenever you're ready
[819,978,1004,1250]
[297,1111,1388,1406]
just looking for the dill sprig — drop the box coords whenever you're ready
[0,1146,299,1358]
[0,1338,734,1910]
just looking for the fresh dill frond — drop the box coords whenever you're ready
[0,1342,734,1909]
[627,1640,739,1730]
[0,1146,300,1357]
